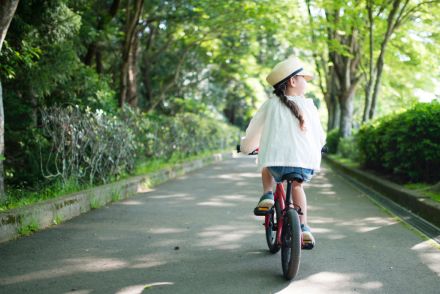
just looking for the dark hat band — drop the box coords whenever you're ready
[273,67,303,89]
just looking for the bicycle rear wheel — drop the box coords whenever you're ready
[281,209,301,280]
[265,202,281,253]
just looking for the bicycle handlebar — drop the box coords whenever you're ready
[236,144,258,155]
[237,144,328,155]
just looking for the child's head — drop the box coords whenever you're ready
[266,56,313,96]
[266,56,313,130]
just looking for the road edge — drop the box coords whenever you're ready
[0,151,234,243]
[324,155,440,229]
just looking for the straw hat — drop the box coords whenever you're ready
[266,56,313,87]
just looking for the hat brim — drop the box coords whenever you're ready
[297,70,313,81]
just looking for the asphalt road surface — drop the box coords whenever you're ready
[1,155,439,294]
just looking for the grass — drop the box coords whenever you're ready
[327,154,360,168]
[0,149,231,213]
[90,198,102,210]
[53,214,63,225]
[405,183,440,203]
[134,149,224,175]
[0,179,90,212]
[18,221,39,236]
[328,154,440,204]
[111,190,122,202]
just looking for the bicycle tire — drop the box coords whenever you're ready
[281,209,301,280]
[265,202,281,253]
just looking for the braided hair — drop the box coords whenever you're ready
[273,78,306,130]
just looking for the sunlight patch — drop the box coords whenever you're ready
[0,257,128,285]
[197,201,235,207]
[411,241,440,276]
[116,282,174,294]
[120,200,144,206]
[150,227,186,234]
[276,272,383,293]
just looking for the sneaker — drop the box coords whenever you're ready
[301,224,315,250]
[257,191,274,208]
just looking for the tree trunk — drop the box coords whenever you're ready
[0,0,20,202]
[323,7,363,137]
[142,64,152,108]
[325,67,340,131]
[339,91,354,137]
[83,43,97,66]
[0,81,5,202]
[369,56,384,119]
[126,36,139,107]
[82,0,120,73]
[119,0,144,107]
[327,94,340,131]
[362,0,375,123]
[331,32,362,138]
[369,0,405,120]
[0,0,19,49]
[95,49,103,74]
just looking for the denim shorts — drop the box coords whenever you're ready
[267,166,314,183]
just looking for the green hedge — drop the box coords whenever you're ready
[39,106,240,186]
[122,109,239,161]
[326,128,341,154]
[357,101,440,183]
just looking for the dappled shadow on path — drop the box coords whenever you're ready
[275,164,440,294]
[0,158,439,294]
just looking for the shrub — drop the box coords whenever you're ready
[357,101,440,183]
[40,105,138,185]
[326,128,340,154]
[338,135,360,162]
[39,106,240,186]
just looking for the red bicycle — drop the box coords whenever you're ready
[237,145,306,280]
[255,172,305,280]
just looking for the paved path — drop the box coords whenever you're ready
[0,156,439,294]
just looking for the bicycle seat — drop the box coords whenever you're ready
[281,173,304,183]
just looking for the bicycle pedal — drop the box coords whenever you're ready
[254,207,271,216]
[302,242,315,250]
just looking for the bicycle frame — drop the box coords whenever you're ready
[265,181,301,246]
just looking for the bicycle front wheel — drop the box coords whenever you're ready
[281,209,301,280]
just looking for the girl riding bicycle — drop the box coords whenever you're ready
[240,56,326,248]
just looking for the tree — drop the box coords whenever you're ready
[306,0,340,131]
[362,0,440,121]
[80,0,121,74]
[0,0,20,202]
[136,0,295,115]
[305,0,364,137]
[119,0,144,107]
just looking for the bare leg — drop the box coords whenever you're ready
[262,167,275,194]
[292,181,307,225]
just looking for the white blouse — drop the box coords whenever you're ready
[240,95,326,171]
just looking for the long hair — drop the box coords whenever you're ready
[273,79,305,130]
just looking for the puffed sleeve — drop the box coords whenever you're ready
[308,99,326,148]
[240,99,270,154]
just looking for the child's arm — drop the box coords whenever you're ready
[240,100,269,154]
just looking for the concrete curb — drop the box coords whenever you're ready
[0,151,233,243]
[324,155,440,228]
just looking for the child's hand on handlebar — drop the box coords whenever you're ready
[236,144,259,155]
